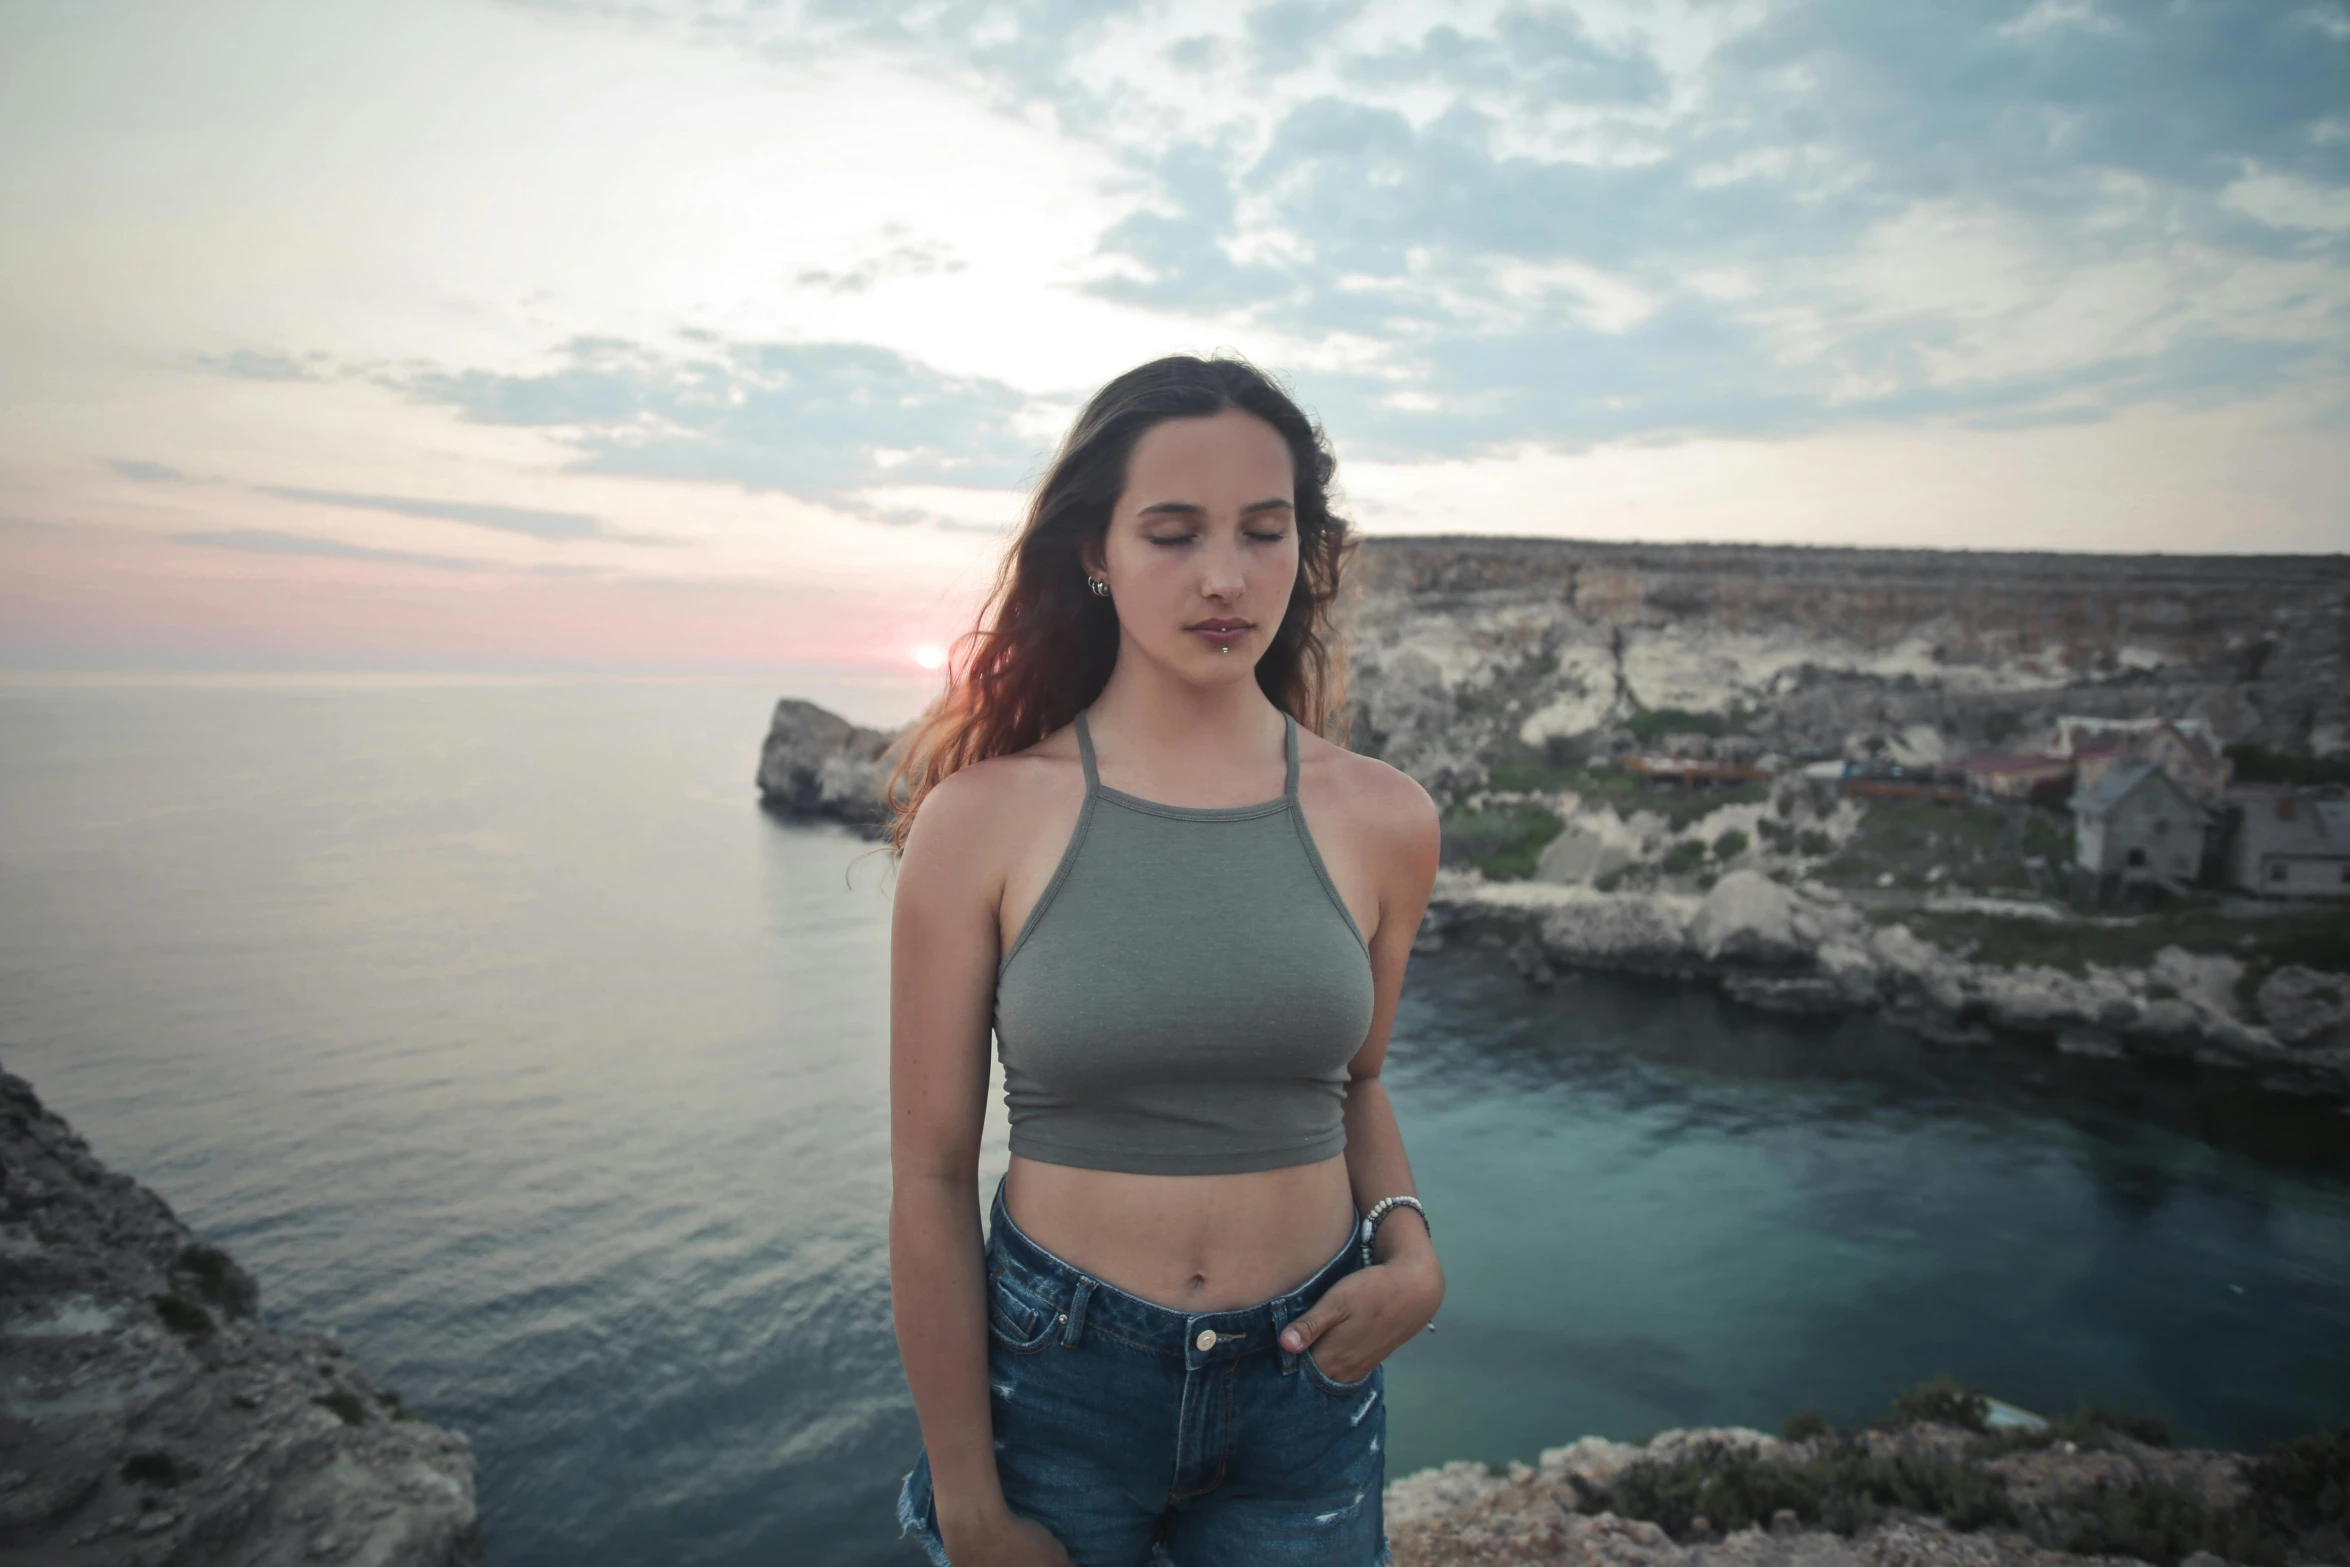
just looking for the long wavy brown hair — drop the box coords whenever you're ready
[879,354,1358,858]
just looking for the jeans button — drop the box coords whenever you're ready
[1194,1328,1216,1352]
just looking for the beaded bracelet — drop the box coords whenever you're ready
[1358,1194,1429,1267]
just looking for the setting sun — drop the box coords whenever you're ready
[911,644,947,671]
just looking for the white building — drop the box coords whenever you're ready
[2225,787,2350,899]
[2074,762,2201,894]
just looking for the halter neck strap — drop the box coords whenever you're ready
[1073,705,1296,804]
[1073,707,1100,792]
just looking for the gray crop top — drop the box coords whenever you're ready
[991,706,1378,1176]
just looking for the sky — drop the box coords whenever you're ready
[3,0,2347,696]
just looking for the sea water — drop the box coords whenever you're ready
[2,679,2343,1566]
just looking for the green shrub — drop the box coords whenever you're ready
[174,1242,257,1318]
[1784,1409,1831,1442]
[2244,1427,2350,1544]
[2226,741,2350,788]
[1886,1374,1990,1432]
[1440,804,1566,881]
[313,1390,367,1426]
[1713,829,1750,861]
[151,1292,213,1336]
[1797,829,1835,856]
[2055,1477,2229,1565]
[1592,1433,2015,1541]
[1625,707,1728,739]
[1594,867,1626,893]
[1662,840,1707,876]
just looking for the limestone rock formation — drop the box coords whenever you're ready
[0,1064,481,1566]
[1420,869,2350,1103]
[2255,967,2350,1050]
[1539,893,1696,973]
[1533,818,1638,888]
[755,698,907,837]
[1687,872,1808,967]
[1340,538,2350,794]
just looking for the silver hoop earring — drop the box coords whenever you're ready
[1087,576,1110,598]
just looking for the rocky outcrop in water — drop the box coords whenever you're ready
[0,1063,481,1566]
[754,698,905,837]
[1424,872,2350,1105]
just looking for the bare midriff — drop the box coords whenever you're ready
[1004,1152,1359,1312]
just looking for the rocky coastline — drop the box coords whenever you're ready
[0,1063,481,1566]
[1419,868,2350,1108]
[1380,1380,2349,1567]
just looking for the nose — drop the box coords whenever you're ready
[1198,533,1246,600]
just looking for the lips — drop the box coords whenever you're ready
[1187,620,1251,652]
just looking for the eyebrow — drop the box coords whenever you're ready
[1136,498,1295,518]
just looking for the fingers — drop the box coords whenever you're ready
[1280,1304,1335,1352]
[1282,1268,1377,1352]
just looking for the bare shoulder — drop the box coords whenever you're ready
[1298,729,1439,849]
[899,725,1086,882]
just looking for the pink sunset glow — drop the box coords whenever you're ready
[2,1,2343,699]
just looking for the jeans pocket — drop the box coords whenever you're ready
[986,1263,1060,1353]
[1299,1344,1380,1397]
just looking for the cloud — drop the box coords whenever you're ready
[109,460,187,482]
[1720,0,2350,196]
[1249,0,1367,79]
[1342,10,1667,105]
[796,238,966,294]
[386,334,1045,498]
[461,1,2350,460]
[199,348,331,382]
[1087,1,2347,452]
[258,486,612,540]
[175,529,486,572]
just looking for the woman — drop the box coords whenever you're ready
[883,355,1443,1567]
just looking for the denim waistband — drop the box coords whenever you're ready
[987,1176,1364,1372]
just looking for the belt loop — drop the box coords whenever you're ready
[1274,1301,1298,1374]
[1061,1277,1094,1348]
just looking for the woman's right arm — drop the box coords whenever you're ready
[888,772,1072,1567]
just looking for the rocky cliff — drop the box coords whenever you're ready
[0,1064,481,1566]
[757,538,2350,831]
[1341,538,2350,794]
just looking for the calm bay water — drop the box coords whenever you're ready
[1,680,2344,1566]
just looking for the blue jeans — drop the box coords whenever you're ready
[896,1179,1390,1566]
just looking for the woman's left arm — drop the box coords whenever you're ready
[1279,764,1444,1381]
